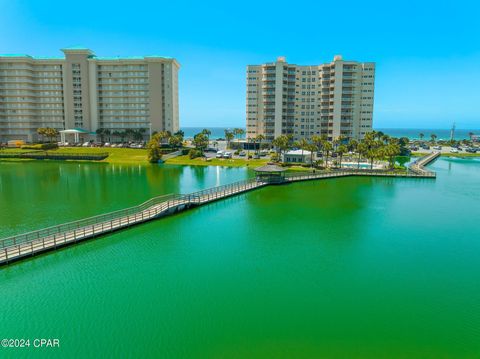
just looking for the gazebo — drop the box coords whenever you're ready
[254,164,287,184]
[59,128,93,143]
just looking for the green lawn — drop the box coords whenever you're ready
[0,147,148,164]
[164,155,269,168]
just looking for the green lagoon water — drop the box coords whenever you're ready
[0,158,479,358]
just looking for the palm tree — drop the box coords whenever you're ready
[168,134,183,149]
[272,135,290,162]
[147,136,162,163]
[298,138,309,161]
[430,134,437,143]
[383,142,401,169]
[96,128,105,142]
[104,129,111,142]
[158,131,171,145]
[174,130,185,138]
[311,135,323,159]
[112,131,121,143]
[193,132,209,153]
[322,140,333,168]
[375,131,384,140]
[37,127,46,142]
[305,143,317,167]
[468,132,475,141]
[254,134,265,155]
[201,128,211,143]
[419,133,425,141]
[337,144,348,168]
[357,142,367,169]
[233,128,245,140]
[224,130,234,149]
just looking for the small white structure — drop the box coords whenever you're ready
[282,150,313,164]
[59,128,92,144]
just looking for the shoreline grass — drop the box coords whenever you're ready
[0,147,148,164]
[164,155,269,168]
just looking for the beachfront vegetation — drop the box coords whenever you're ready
[146,130,185,163]
[37,127,59,143]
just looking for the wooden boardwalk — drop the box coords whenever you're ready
[0,153,439,266]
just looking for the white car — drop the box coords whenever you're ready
[104,142,111,147]
[450,148,458,153]
[223,152,232,159]
[216,151,224,158]
[82,142,90,147]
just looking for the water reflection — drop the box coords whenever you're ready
[0,162,249,237]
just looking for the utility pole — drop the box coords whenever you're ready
[450,122,456,141]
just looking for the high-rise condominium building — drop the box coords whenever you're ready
[246,55,375,142]
[0,46,179,142]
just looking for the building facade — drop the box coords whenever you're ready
[246,55,375,142]
[0,47,180,142]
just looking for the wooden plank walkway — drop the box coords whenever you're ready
[0,153,439,266]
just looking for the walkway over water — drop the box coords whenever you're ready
[0,153,439,266]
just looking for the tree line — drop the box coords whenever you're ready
[95,128,148,142]
[147,130,185,163]
[269,131,406,169]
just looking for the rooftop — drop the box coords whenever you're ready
[285,150,312,156]
[254,164,287,173]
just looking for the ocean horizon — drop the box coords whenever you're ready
[180,126,479,140]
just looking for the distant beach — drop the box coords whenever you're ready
[181,127,478,140]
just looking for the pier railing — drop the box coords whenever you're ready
[0,154,439,264]
[0,193,177,249]
[408,152,440,177]
[0,178,264,251]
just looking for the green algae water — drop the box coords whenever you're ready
[1,158,479,358]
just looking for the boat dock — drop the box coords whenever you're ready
[0,153,439,266]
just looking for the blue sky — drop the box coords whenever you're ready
[1,0,479,129]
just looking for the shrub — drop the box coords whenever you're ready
[21,143,58,150]
[181,148,190,155]
[188,149,203,159]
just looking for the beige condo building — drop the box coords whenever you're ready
[0,46,180,142]
[246,55,375,142]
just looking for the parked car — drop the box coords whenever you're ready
[104,142,111,147]
[216,151,224,158]
[239,151,246,157]
[450,148,458,153]
[433,145,442,150]
[223,152,232,159]
[466,147,477,153]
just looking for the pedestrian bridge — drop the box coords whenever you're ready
[0,152,440,266]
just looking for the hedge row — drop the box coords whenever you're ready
[21,143,59,150]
